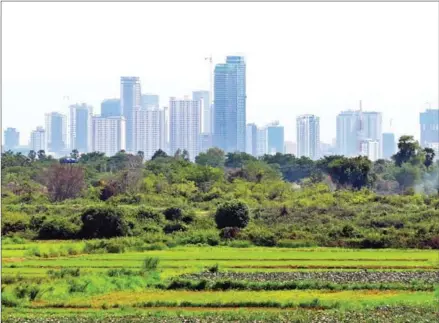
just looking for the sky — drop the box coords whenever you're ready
[2,2,438,146]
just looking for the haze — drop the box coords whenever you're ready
[2,2,438,145]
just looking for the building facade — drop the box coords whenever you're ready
[245,123,257,156]
[256,126,268,157]
[121,77,141,152]
[360,139,380,162]
[382,132,396,160]
[45,112,67,155]
[69,103,93,153]
[141,94,159,109]
[267,121,284,155]
[30,126,47,152]
[92,116,126,156]
[420,109,439,147]
[336,110,382,158]
[134,107,166,160]
[193,90,211,134]
[284,141,297,155]
[101,99,121,117]
[4,128,19,151]
[169,97,201,161]
[297,114,320,160]
[213,56,246,153]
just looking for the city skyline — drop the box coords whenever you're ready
[2,2,438,144]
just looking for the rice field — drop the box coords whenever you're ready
[2,242,439,322]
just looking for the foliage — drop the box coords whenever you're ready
[215,200,250,229]
[42,164,86,201]
[80,207,131,239]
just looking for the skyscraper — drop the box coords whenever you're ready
[213,56,246,153]
[420,109,439,147]
[45,112,67,155]
[382,133,396,160]
[134,107,166,160]
[267,121,284,154]
[297,114,320,160]
[360,139,380,162]
[193,91,211,134]
[101,99,121,117]
[29,126,47,152]
[284,141,297,155]
[245,123,257,156]
[141,94,160,109]
[4,128,19,150]
[169,97,201,161]
[121,77,141,152]
[336,109,382,158]
[256,126,268,157]
[92,116,126,157]
[69,103,93,153]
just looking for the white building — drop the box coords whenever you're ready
[192,91,211,134]
[336,107,382,158]
[69,103,93,153]
[245,123,257,156]
[360,139,380,161]
[30,126,47,152]
[297,114,320,160]
[169,97,201,161]
[134,107,166,160]
[284,141,297,155]
[256,126,268,157]
[92,116,126,156]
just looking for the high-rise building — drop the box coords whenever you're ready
[134,107,166,160]
[92,116,126,157]
[200,133,213,153]
[69,103,93,153]
[30,126,47,152]
[245,123,257,156]
[284,141,296,155]
[193,91,211,134]
[360,139,380,162]
[267,121,284,155]
[169,97,202,161]
[420,109,439,147]
[101,99,121,117]
[297,114,320,160]
[382,133,396,160]
[121,77,141,152]
[142,94,160,109]
[213,56,246,153]
[4,128,19,150]
[336,109,382,158]
[256,126,268,157]
[45,112,67,155]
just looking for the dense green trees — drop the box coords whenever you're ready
[215,200,250,229]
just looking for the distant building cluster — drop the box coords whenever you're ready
[3,55,438,162]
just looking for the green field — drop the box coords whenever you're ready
[2,242,439,322]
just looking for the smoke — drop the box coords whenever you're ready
[414,168,439,195]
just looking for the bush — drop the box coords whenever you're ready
[47,268,81,279]
[80,207,131,239]
[163,207,183,221]
[163,222,187,234]
[228,240,253,248]
[83,239,127,254]
[176,230,220,246]
[38,218,80,239]
[215,200,250,229]
[207,263,219,273]
[277,239,317,248]
[250,231,277,247]
[1,211,29,235]
[142,257,159,272]
[137,207,165,223]
[220,227,241,239]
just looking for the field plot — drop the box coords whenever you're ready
[2,242,439,322]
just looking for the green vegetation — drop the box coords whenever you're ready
[2,136,439,321]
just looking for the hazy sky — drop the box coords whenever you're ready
[2,2,438,146]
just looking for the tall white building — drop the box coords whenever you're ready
[360,139,380,162]
[256,126,268,157]
[120,77,141,153]
[69,103,93,153]
[296,114,320,160]
[134,107,166,160]
[92,116,126,156]
[30,126,47,152]
[169,97,201,161]
[336,108,382,158]
[246,123,257,156]
[192,91,211,134]
[45,112,67,155]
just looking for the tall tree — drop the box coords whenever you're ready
[70,149,79,160]
[28,150,37,162]
[195,147,225,168]
[37,150,46,161]
[423,147,435,169]
[392,136,422,167]
[43,164,86,201]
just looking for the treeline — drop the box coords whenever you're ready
[2,135,439,249]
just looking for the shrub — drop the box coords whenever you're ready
[80,207,131,239]
[220,227,241,239]
[47,268,81,279]
[137,207,165,223]
[83,239,127,254]
[215,200,250,229]
[163,222,187,234]
[228,240,253,248]
[38,218,80,239]
[250,231,277,247]
[163,207,183,221]
[207,263,219,273]
[176,230,220,246]
[142,257,159,272]
[277,239,317,248]
[1,211,29,235]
